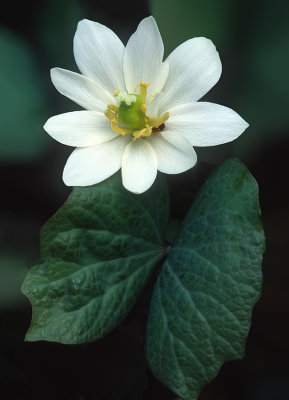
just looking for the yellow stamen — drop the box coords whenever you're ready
[134,81,151,103]
[105,83,169,141]
[107,104,119,112]
[132,124,152,141]
[140,104,148,114]
[105,109,120,123]
[111,120,132,136]
[148,112,170,129]
[149,93,157,105]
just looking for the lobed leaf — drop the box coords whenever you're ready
[22,173,169,343]
[145,158,265,399]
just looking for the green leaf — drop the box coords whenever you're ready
[145,158,265,400]
[0,29,49,161]
[22,173,169,344]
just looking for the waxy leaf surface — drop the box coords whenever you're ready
[146,158,265,400]
[22,173,169,343]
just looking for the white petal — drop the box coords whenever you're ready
[147,131,197,174]
[44,111,118,147]
[153,62,169,96]
[123,16,168,99]
[159,38,222,112]
[146,92,162,119]
[121,138,157,194]
[167,102,249,146]
[51,68,114,111]
[63,135,129,186]
[73,19,126,94]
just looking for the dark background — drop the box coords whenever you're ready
[0,0,289,399]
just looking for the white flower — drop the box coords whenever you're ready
[44,16,248,194]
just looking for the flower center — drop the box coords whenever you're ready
[104,81,169,141]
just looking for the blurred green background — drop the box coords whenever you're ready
[0,0,288,399]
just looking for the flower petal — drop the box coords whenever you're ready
[167,102,249,146]
[123,16,168,99]
[51,68,114,111]
[44,111,118,147]
[63,135,129,186]
[159,38,222,112]
[146,92,162,119]
[147,131,197,174]
[73,19,126,94]
[121,138,157,194]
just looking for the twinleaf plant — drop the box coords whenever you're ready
[22,13,264,400]
[22,173,169,343]
[22,158,264,399]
